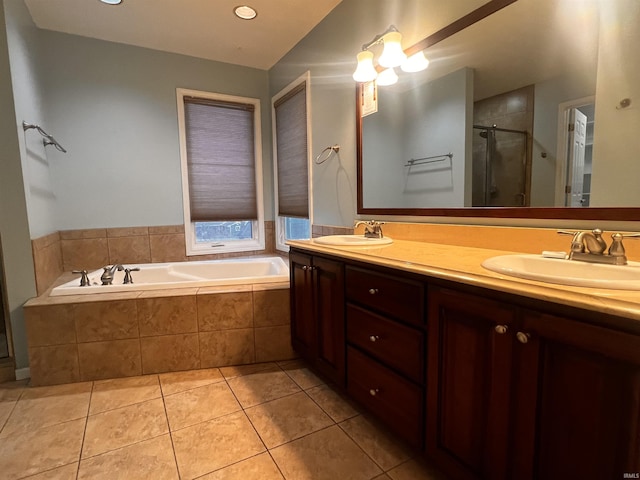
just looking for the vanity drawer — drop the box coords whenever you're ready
[347,303,424,384]
[347,346,423,448]
[345,266,425,326]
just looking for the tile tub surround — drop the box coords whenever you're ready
[0,362,447,480]
[24,282,293,386]
[31,222,277,295]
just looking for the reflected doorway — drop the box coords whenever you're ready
[555,97,596,207]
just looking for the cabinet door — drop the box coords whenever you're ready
[512,311,640,480]
[289,251,316,362]
[313,256,345,385]
[426,287,515,480]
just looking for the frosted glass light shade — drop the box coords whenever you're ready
[401,51,430,72]
[378,32,407,68]
[353,51,377,82]
[376,68,398,86]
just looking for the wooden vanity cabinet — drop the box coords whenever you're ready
[427,286,640,480]
[289,250,345,385]
[344,265,426,448]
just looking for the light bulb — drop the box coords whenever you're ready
[353,51,377,83]
[376,68,398,86]
[378,32,407,68]
[401,51,430,73]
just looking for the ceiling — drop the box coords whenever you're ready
[24,0,343,70]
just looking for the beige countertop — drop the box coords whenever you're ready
[287,239,640,327]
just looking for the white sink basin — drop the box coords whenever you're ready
[313,235,393,246]
[482,254,640,290]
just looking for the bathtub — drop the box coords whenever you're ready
[51,256,289,296]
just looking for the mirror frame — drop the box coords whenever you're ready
[356,0,640,221]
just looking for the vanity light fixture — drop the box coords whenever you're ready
[353,25,429,84]
[234,5,257,20]
[99,0,123,4]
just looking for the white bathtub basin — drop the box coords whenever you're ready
[314,235,393,246]
[482,254,640,290]
[51,257,289,296]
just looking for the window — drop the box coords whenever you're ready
[272,73,312,251]
[177,89,264,255]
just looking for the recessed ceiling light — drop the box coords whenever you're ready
[99,0,123,4]
[234,5,257,20]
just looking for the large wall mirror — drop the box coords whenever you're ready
[357,0,640,220]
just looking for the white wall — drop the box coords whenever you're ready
[0,0,37,369]
[400,68,471,208]
[4,0,55,238]
[531,73,595,207]
[38,30,272,230]
[590,0,640,207]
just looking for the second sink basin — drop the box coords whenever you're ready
[314,235,393,246]
[482,254,640,290]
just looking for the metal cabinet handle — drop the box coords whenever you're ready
[369,388,379,397]
[369,335,379,342]
[301,265,316,271]
[516,332,531,344]
[368,288,379,295]
[494,325,508,334]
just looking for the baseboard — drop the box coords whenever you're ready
[15,367,30,381]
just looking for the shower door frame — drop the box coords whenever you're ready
[473,125,530,207]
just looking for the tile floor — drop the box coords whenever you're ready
[0,360,446,480]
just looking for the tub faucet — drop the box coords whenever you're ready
[354,220,385,239]
[100,264,124,285]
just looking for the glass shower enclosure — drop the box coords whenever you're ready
[472,125,529,207]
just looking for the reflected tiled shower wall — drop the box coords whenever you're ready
[31,222,277,295]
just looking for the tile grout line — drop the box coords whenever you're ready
[159,380,183,480]
[75,381,95,479]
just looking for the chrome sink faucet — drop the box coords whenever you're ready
[354,220,385,239]
[100,264,124,285]
[558,229,640,265]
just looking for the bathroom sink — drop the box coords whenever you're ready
[313,235,393,246]
[482,254,640,290]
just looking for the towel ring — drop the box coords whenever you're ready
[315,145,340,164]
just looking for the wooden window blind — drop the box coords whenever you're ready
[184,96,257,221]
[274,82,309,218]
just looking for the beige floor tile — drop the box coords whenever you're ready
[387,458,448,480]
[90,375,161,415]
[159,368,223,396]
[306,384,360,423]
[227,369,301,408]
[199,452,284,480]
[339,415,412,471]
[172,411,266,479]
[270,425,382,480]
[0,379,28,402]
[164,381,241,431]
[82,398,168,458]
[26,462,79,479]
[1,382,92,437]
[219,362,277,380]
[279,360,324,390]
[0,418,85,480]
[245,391,333,448]
[78,434,178,480]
